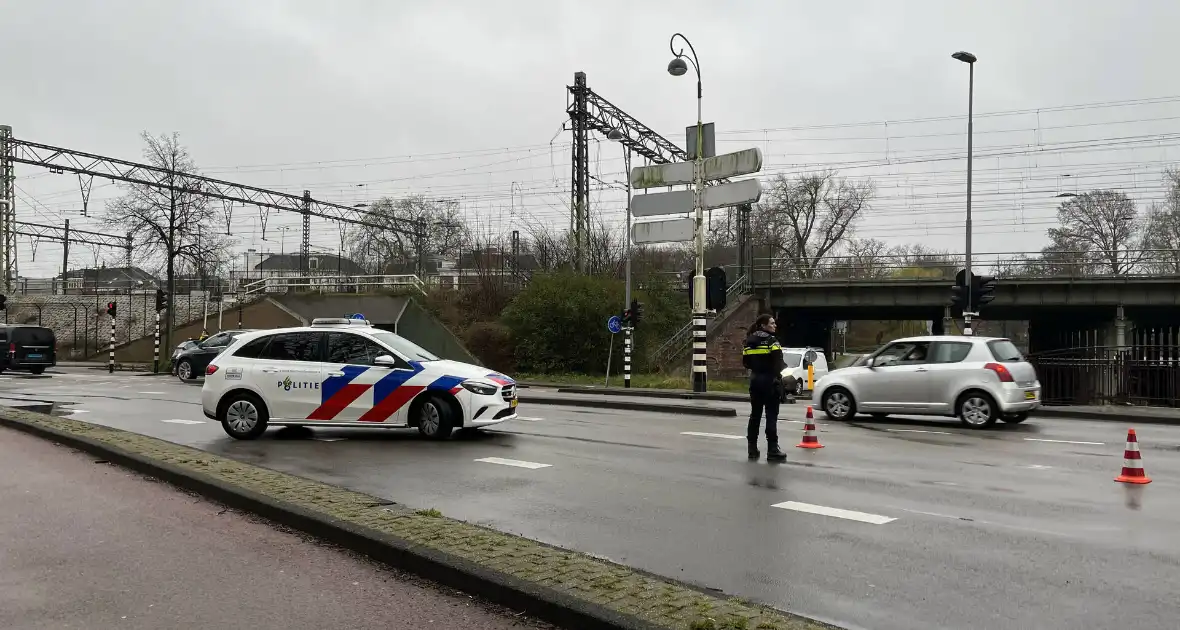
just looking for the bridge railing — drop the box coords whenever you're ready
[241,274,427,296]
[749,248,1180,285]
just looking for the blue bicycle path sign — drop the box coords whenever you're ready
[607,315,622,334]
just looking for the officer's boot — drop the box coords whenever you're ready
[766,440,787,462]
[747,440,760,460]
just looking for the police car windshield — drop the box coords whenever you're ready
[783,353,802,368]
[370,331,440,362]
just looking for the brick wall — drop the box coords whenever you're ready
[707,294,764,380]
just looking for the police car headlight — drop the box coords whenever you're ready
[461,381,498,395]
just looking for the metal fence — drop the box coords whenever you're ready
[1028,344,1180,408]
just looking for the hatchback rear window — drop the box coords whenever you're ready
[987,339,1023,362]
[12,327,54,346]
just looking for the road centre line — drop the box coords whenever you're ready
[1024,438,1105,445]
[474,457,552,469]
[887,428,953,435]
[138,391,166,395]
[161,419,205,425]
[772,501,896,525]
[681,431,745,440]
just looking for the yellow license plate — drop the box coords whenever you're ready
[510,399,518,408]
[1024,391,1037,400]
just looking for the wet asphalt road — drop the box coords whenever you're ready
[6,368,1180,630]
[0,424,553,630]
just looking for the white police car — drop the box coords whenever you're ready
[200,318,518,440]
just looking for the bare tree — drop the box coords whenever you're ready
[1142,168,1180,274]
[102,132,223,353]
[751,170,874,278]
[349,195,470,274]
[1046,189,1147,275]
[519,217,626,277]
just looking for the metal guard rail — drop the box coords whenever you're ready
[653,274,749,366]
[241,274,427,296]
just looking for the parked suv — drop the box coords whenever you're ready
[812,335,1041,429]
[0,325,56,375]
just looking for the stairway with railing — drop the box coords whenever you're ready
[651,274,750,369]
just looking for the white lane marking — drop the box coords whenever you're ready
[162,419,205,425]
[1024,438,1104,446]
[887,428,953,435]
[772,501,896,525]
[515,416,544,422]
[1025,464,1052,470]
[474,457,551,470]
[313,437,346,442]
[67,409,91,414]
[681,431,745,440]
[138,391,165,395]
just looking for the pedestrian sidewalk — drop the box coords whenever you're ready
[0,426,550,630]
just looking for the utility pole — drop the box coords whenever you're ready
[0,125,15,294]
[61,219,70,295]
[953,50,977,335]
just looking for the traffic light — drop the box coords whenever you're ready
[106,301,117,317]
[155,288,167,312]
[950,269,971,312]
[973,274,997,309]
[0,294,6,311]
[621,308,633,326]
[630,299,643,326]
[705,266,727,311]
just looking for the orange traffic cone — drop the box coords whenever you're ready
[796,406,824,449]
[1115,428,1151,484]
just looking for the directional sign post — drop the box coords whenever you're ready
[628,146,764,392]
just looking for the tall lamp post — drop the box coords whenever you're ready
[952,50,977,335]
[668,32,708,393]
[607,128,633,388]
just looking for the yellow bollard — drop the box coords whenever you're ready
[807,364,815,390]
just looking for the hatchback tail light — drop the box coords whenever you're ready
[984,362,1014,382]
[206,364,219,375]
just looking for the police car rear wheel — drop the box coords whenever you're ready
[220,393,268,440]
[417,396,454,440]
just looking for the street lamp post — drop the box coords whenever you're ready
[668,32,708,393]
[607,128,633,388]
[952,50,977,335]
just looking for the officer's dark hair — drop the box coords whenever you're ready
[748,313,774,335]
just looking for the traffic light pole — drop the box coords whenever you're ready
[623,326,632,388]
[108,313,115,374]
[153,309,161,374]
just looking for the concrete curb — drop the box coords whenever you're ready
[0,413,662,630]
[521,395,738,418]
[0,408,834,630]
[554,386,747,403]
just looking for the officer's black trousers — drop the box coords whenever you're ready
[747,375,781,445]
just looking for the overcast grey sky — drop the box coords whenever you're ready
[4,0,1179,277]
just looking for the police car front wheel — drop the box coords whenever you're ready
[219,393,269,440]
[416,395,455,440]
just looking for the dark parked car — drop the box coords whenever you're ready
[0,325,57,375]
[173,330,254,382]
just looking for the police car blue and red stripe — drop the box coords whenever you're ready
[200,318,518,440]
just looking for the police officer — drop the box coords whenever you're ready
[742,313,786,461]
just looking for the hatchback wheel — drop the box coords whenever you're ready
[220,393,269,440]
[958,391,998,429]
[417,396,455,440]
[176,359,194,381]
[822,387,856,421]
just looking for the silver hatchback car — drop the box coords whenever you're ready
[811,335,1041,429]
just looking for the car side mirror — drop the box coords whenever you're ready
[373,354,398,368]
[863,357,875,368]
